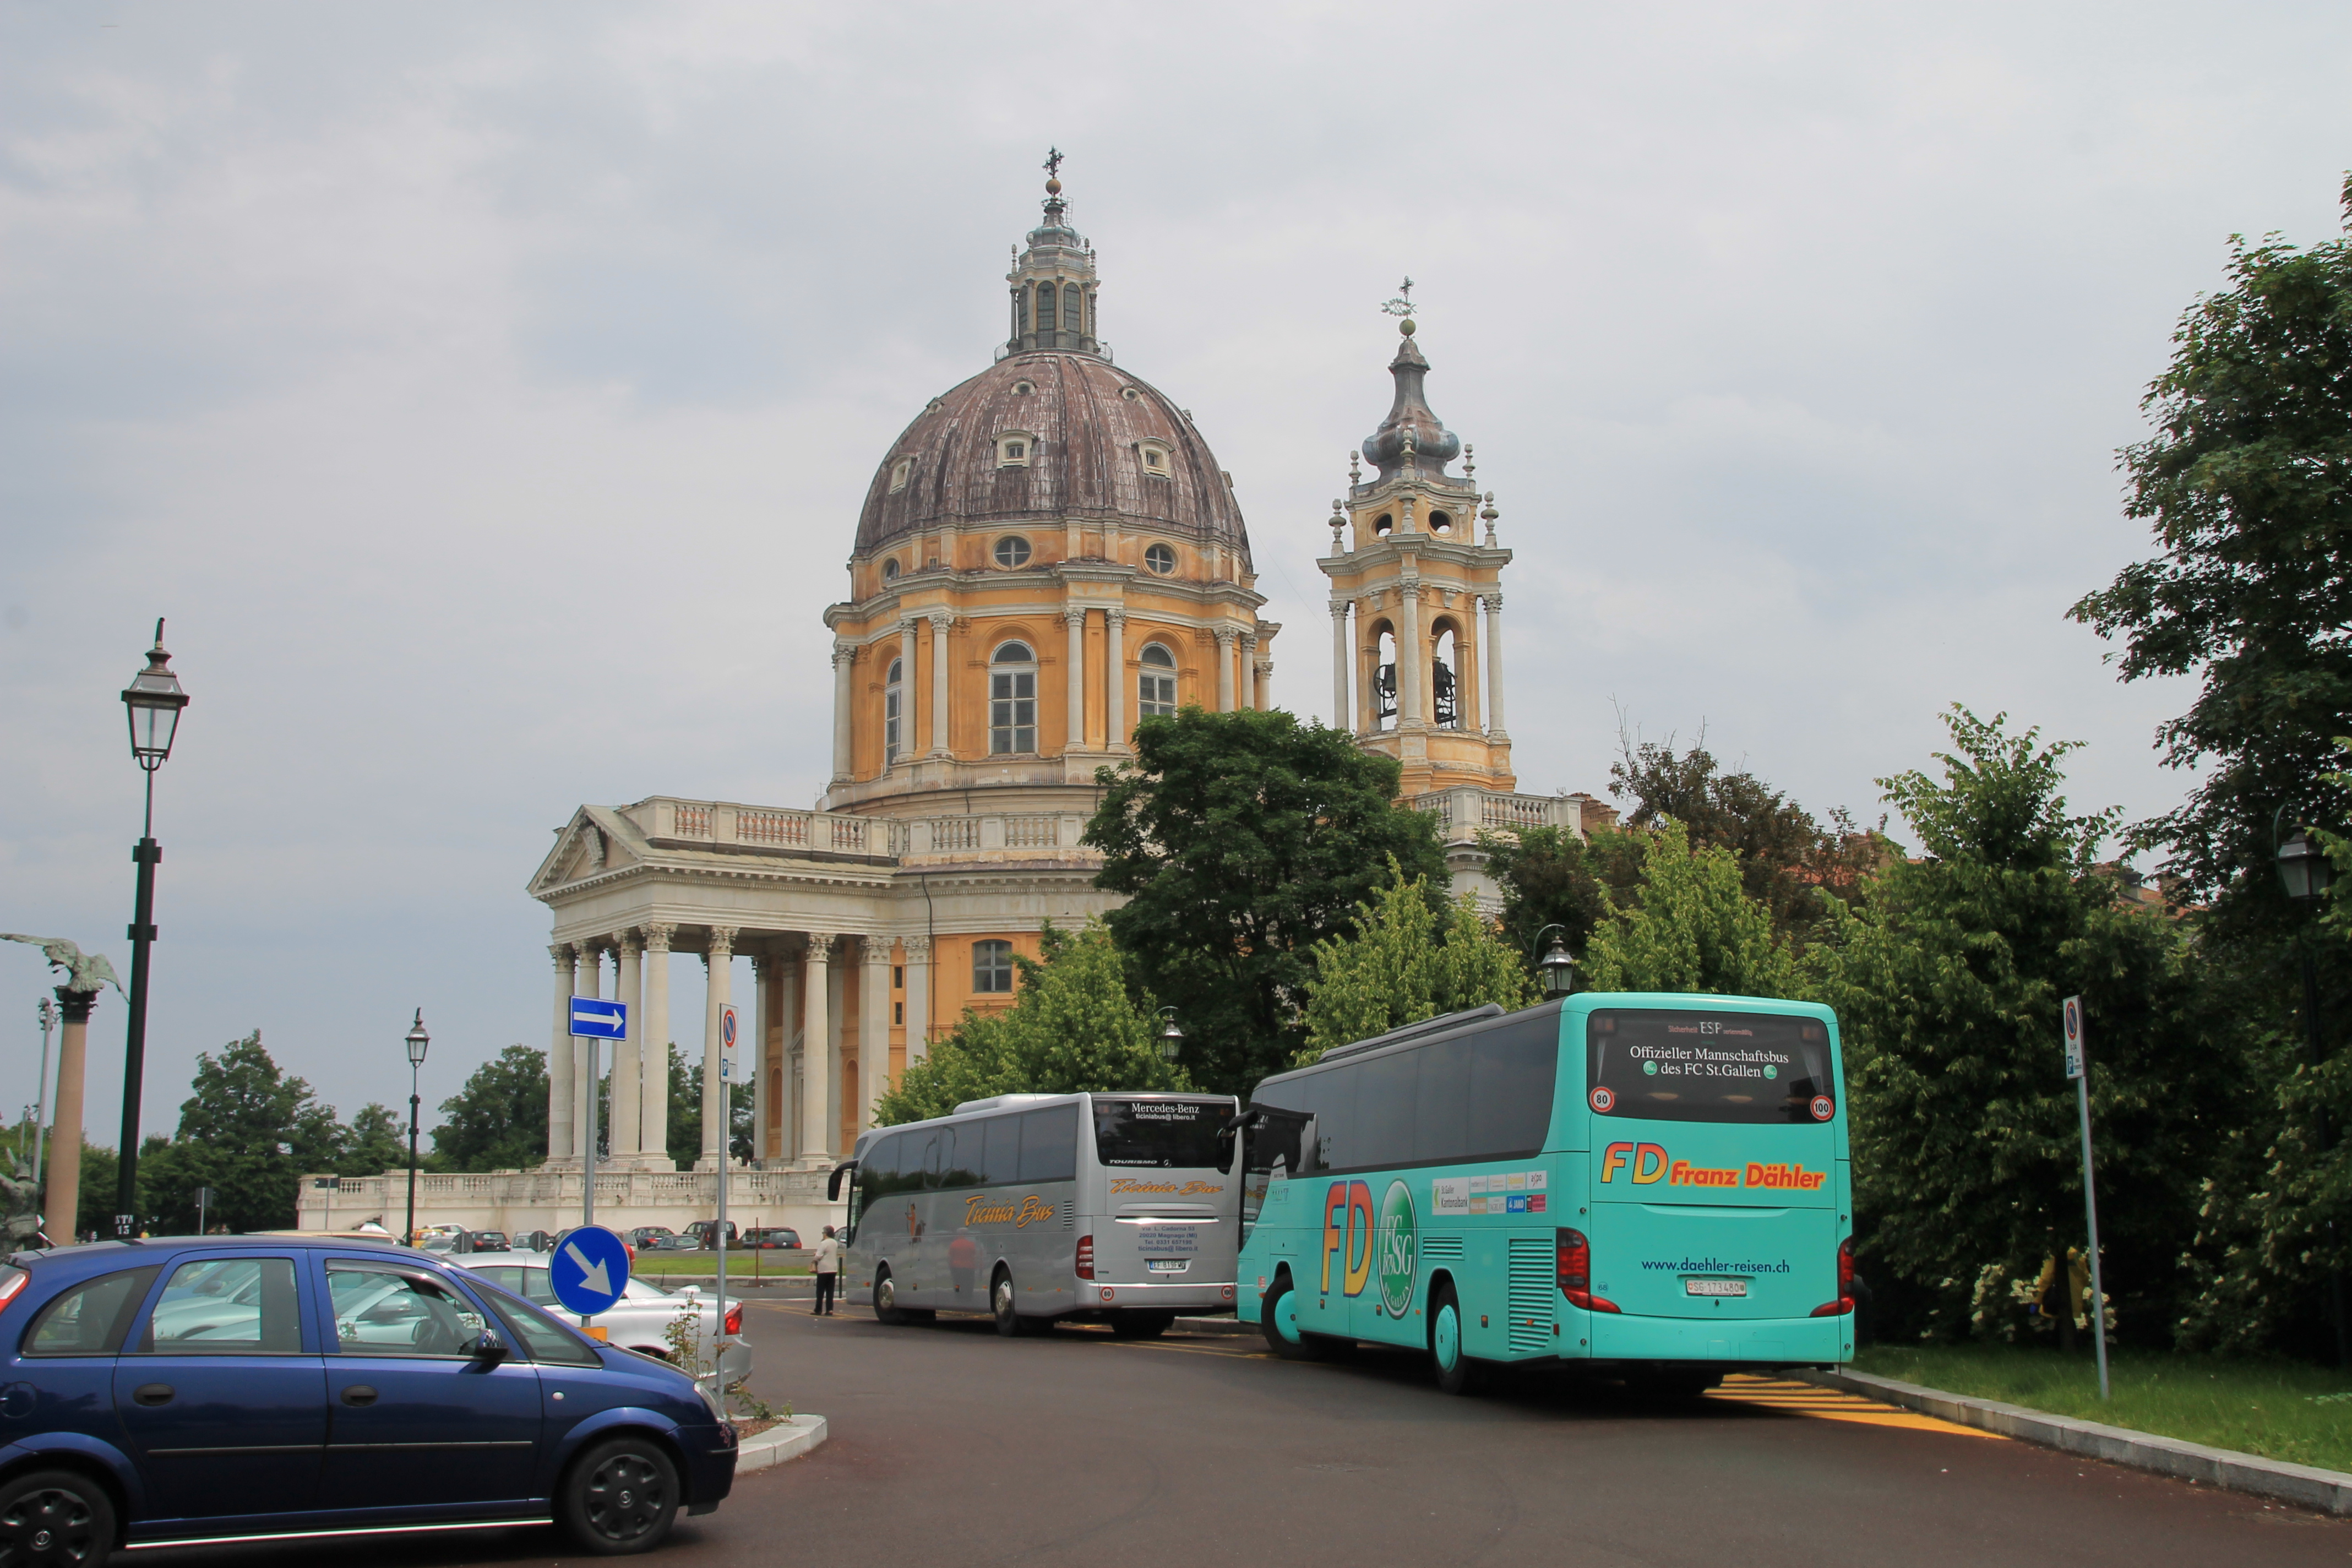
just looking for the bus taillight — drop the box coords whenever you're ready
[1076,1235,1096,1281]
[1810,1237,1856,1317]
[1556,1228,1620,1314]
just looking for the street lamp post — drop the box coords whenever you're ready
[1532,924,1577,999]
[2277,816,2345,1366]
[115,621,189,1239]
[405,1010,431,1247]
[1157,1008,1184,1064]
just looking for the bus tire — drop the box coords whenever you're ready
[992,1268,1025,1337]
[1429,1282,1480,1396]
[1259,1276,1326,1361]
[1110,1309,1174,1339]
[873,1268,908,1325]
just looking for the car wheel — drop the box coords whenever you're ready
[1259,1275,1332,1362]
[558,1435,680,1556]
[1429,1281,1481,1396]
[874,1268,908,1326]
[0,1468,116,1567]
[1109,1309,1174,1338]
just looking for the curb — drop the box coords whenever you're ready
[734,1413,827,1476]
[1794,1367,2352,1516]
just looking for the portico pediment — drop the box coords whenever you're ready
[529,806,645,896]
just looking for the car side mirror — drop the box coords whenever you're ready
[469,1331,508,1364]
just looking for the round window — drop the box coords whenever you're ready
[1144,543,1177,575]
[1429,510,1452,534]
[1120,386,1141,401]
[1014,380,1034,395]
[994,536,1033,569]
[882,558,901,582]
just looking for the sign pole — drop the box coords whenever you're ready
[584,1035,598,1231]
[2062,996,2110,1402]
[567,994,628,1334]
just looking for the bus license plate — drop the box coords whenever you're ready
[1685,1278,1747,1298]
[1146,1259,1187,1273]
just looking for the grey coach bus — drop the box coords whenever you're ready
[827,1091,1241,1337]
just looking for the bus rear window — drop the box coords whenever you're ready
[1094,1098,1224,1169]
[1589,1009,1835,1125]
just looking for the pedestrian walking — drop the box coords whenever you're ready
[813,1224,840,1316]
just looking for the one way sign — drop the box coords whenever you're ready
[570,997,627,1039]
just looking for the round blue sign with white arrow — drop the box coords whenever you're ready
[550,1223,631,1316]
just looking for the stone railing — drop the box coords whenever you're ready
[297,1166,842,1234]
[629,798,883,857]
[1407,788,1592,842]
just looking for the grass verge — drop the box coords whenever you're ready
[634,1253,811,1279]
[1851,1342,2352,1474]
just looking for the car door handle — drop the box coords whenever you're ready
[132,1384,174,1407]
[340,1385,378,1407]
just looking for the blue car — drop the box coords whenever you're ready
[0,1234,737,1562]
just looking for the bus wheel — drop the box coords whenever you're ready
[992,1270,1025,1337]
[1260,1276,1325,1361]
[874,1269,907,1326]
[1429,1282,1481,1396]
[1110,1310,1174,1339]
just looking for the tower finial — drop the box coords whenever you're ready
[1043,146,1064,195]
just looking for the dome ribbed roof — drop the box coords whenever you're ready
[853,351,1250,564]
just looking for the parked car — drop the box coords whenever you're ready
[467,1230,510,1253]
[0,1234,737,1561]
[686,1221,738,1250]
[742,1228,801,1250]
[512,1229,554,1253]
[455,1253,750,1379]
[624,1226,678,1250]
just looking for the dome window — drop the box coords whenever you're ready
[994,535,1033,569]
[888,457,913,493]
[995,433,1034,467]
[1138,442,1171,478]
[1375,513,1395,536]
[1430,510,1453,534]
[1139,643,1178,717]
[989,642,1037,755]
[1120,385,1141,402]
[882,558,901,582]
[1013,380,1035,395]
[1144,542,1177,576]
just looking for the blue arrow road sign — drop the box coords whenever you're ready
[550,1223,630,1316]
[570,997,626,1039]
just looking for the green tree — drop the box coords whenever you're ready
[140,1032,345,1234]
[429,1044,548,1171]
[876,923,1190,1125]
[1301,862,1537,1059]
[1086,707,1446,1095]
[1480,825,1630,975]
[1810,707,2252,1345]
[340,1103,411,1176]
[667,1045,754,1166]
[1581,818,1801,997]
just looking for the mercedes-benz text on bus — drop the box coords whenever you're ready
[1235,994,1853,1395]
[830,1091,1241,1338]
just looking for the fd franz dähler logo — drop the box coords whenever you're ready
[1375,1179,1417,1317]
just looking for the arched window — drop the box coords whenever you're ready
[881,557,901,582]
[885,657,903,763]
[1374,625,1398,729]
[1064,286,1083,333]
[1431,627,1460,729]
[973,939,1015,994]
[1374,513,1395,536]
[990,642,1037,755]
[1139,643,1178,718]
[1144,541,1177,575]
[1429,510,1453,534]
[1037,282,1057,340]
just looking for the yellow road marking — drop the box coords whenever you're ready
[1706,1374,2002,1438]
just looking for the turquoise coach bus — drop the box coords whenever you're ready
[1233,992,1854,1395]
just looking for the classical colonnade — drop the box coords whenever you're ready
[1332,590,1506,738]
[549,927,929,1172]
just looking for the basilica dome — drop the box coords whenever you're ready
[852,350,1250,565]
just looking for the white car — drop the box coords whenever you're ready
[454,1251,749,1380]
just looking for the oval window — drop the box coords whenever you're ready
[1374,513,1395,536]
[1120,386,1141,401]
[995,536,1033,569]
[1014,380,1034,395]
[1144,543,1177,575]
[1429,510,1453,534]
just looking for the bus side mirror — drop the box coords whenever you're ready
[1214,1113,1249,1177]
[826,1161,857,1202]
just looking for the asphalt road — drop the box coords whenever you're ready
[159,1292,2351,1567]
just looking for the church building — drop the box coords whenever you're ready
[298,164,1599,1239]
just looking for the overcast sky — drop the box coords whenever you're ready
[4,2,2348,1143]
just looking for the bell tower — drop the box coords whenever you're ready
[1321,307,1514,801]
[1004,148,1102,358]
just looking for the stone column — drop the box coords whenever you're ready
[749,952,771,1167]
[1483,592,1508,736]
[612,931,644,1166]
[1064,605,1088,752]
[801,935,834,1165]
[1460,603,1483,732]
[897,617,919,766]
[701,927,736,1168]
[902,934,933,1066]
[1104,609,1128,750]
[1399,576,1425,726]
[772,955,799,1162]
[827,956,847,1161]
[928,612,952,756]
[1255,656,1273,712]
[572,944,601,1166]
[1359,622,1379,736]
[640,923,673,1163]
[861,938,892,1136]
[1238,634,1258,710]
[1330,602,1350,729]
[830,644,856,783]
[42,988,91,1245]
[1215,628,1237,712]
[547,944,575,1162]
